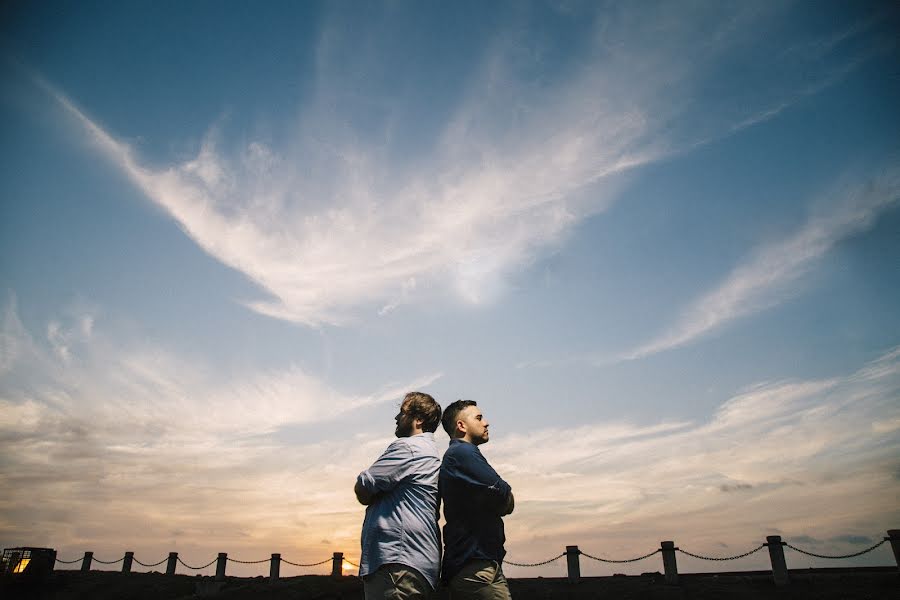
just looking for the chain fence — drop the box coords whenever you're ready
[677,545,766,561]
[785,539,887,560]
[177,556,218,570]
[281,557,333,568]
[227,557,270,565]
[506,553,566,567]
[48,531,897,577]
[55,554,334,570]
[507,533,895,569]
[133,556,169,568]
[581,548,661,564]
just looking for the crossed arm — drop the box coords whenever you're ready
[355,440,413,505]
[355,479,376,505]
[502,491,515,516]
[449,446,515,516]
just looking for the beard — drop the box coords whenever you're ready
[395,416,415,437]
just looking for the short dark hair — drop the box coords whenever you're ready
[441,399,477,437]
[402,392,442,433]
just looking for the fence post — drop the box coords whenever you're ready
[332,552,343,577]
[81,552,93,572]
[215,553,227,581]
[270,553,281,582]
[766,536,789,587]
[122,552,134,574]
[888,530,900,572]
[166,552,178,576]
[660,541,678,585]
[565,545,580,583]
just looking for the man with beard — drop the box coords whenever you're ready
[355,392,443,599]
[440,400,514,600]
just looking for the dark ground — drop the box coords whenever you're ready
[2,568,898,599]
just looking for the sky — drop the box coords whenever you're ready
[1,0,899,578]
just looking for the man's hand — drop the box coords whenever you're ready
[355,480,376,505]
[501,491,515,516]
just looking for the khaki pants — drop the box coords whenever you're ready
[448,560,511,600]
[364,563,433,600]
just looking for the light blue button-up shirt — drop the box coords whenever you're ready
[357,432,441,589]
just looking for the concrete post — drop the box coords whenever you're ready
[887,530,900,572]
[565,546,580,583]
[215,553,227,581]
[332,552,343,577]
[81,552,93,572]
[270,553,281,582]
[122,552,134,573]
[766,536,789,587]
[166,552,178,576]
[660,541,678,585]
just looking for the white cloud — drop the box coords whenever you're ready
[624,168,900,360]
[0,301,441,571]
[491,347,900,573]
[0,296,26,375]
[2,299,897,574]
[378,277,417,316]
[33,2,879,327]
[873,418,900,434]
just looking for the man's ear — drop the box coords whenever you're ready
[456,419,466,435]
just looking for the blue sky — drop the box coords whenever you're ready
[1,0,899,576]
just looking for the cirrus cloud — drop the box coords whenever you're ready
[32,2,887,326]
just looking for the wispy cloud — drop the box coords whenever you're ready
[494,347,900,573]
[29,2,881,326]
[623,168,900,360]
[0,300,440,570]
[2,299,897,574]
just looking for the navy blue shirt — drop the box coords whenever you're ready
[439,439,512,583]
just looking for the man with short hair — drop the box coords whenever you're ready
[355,392,443,599]
[440,400,515,600]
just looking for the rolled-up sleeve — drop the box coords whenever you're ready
[357,439,415,495]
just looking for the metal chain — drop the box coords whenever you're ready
[785,539,887,560]
[92,556,125,565]
[177,556,218,570]
[581,549,661,563]
[505,553,566,567]
[227,557,270,564]
[281,557,333,567]
[53,535,895,572]
[134,557,169,568]
[677,545,765,561]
